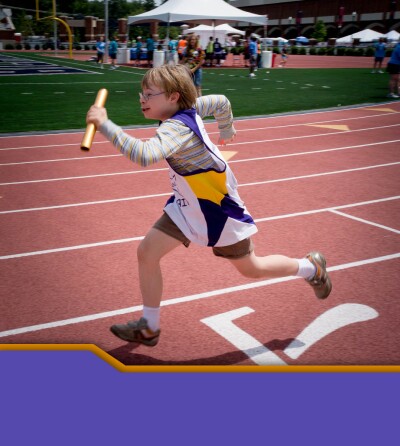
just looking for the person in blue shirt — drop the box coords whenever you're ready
[108,37,118,69]
[135,36,143,67]
[96,36,105,69]
[146,36,155,68]
[372,38,386,73]
[168,38,178,65]
[248,37,258,77]
[386,39,400,98]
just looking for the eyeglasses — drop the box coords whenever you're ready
[139,91,165,102]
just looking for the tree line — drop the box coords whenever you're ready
[6,0,161,40]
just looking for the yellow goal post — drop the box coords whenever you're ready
[35,0,73,59]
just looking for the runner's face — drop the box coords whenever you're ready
[139,84,179,121]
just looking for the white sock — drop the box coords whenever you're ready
[143,306,160,332]
[296,258,316,280]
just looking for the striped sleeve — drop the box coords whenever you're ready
[99,119,192,167]
[195,95,236,141]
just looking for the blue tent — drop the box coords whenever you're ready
[296,36,309,44]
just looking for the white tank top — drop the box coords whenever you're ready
[163,108,258,247]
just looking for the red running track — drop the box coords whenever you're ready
[1,102,399,367]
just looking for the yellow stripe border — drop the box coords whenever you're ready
[1,344,399,373]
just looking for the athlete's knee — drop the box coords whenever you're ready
[137,238,159,265]
[230,258,264,279]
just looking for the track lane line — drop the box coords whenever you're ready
[1,166,399,214]
[239,162,400,187]
[1,121,399,151]
[1,138,399,167]
[1,101,399,147]
[1,253,398,339]
[1,158,399,187]
[329,210,400,234]
[1,195,399,258]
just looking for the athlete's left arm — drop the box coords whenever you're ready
[195,95,236,145]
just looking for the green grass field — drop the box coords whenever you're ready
[0,52,391,134]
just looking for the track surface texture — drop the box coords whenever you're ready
[1,101,399,366]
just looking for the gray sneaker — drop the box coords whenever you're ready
[110,317,160,346]
[305,251,332,299]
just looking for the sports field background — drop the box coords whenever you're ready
[0,51,392,134]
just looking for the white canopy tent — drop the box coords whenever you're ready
[385,30,400,42]
[335,29,385,44]
[127,0,267,40]
[261,37,289,46]
[215,24,246,35]
[182,24,245,48]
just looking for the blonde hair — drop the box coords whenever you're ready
[187,34,199,49]
[142,64,197,110]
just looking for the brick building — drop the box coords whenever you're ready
[232,0,399,39]
[58,16,128,43]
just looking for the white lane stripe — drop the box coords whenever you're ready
[0,104,398,144]
[0,236,144,260]
[1,196,399,258]
[1,160,399,187]
[0,180,398,217]
[0,191,171,214]
[0,140,109,151]
[1,138,398,167]
[239,162,400,187]
[0,253,398,339]
[0,166,167,186]
[0,153,122,166]
[329,210,400,234]
[229,139,400,165]
[232,124,400,148]
[255,196,400,223]
[1,118,399,151]
[234,111,399,132]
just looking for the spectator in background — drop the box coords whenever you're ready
[248,36,257,77]
[243,40,250,67]
[213,38,223,67]
[372,37,386,73]
[257,38,262,69]
[135,36,142,67]
[205,36,214,67]
[386,39,400,98]
[278,44,289,68]
[108,37,118,70]
[178,35,187,62]
[147,35,155,68]
[184,34,205,96]
[96,36,105,69]
[168,37,178,65]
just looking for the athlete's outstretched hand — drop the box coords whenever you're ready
[218,133,236,146]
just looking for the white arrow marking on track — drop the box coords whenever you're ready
[201,307,287,365]
[284,303,379,359]
[201,303,379,365]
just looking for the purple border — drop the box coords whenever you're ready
[1,350,399,444]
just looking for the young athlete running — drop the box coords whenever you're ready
[86,64,332,346]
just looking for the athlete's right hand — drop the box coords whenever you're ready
[86,105,108,129]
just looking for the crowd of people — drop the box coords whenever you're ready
[95,33,400,99]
